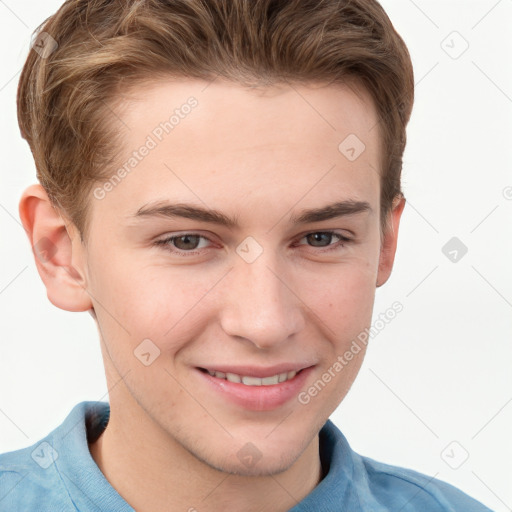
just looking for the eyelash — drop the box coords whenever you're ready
[153,230,352,256]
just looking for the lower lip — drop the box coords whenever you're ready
[196,366,315,411]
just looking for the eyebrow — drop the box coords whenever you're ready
[131,199,372,228]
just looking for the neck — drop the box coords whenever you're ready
[88,398,323,512]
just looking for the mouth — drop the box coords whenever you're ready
[195,364,315,411]
[197,367,304,386]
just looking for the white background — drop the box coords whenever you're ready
[0,1,511,510]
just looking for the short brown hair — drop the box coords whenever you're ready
[18,0,414,242]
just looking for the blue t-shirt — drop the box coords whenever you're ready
[0,401,493,511]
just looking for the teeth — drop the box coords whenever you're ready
[262,375,279,385]
[206,369,300,386]
[226,372,241,383]
[242,376,262,386]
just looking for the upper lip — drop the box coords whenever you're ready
[197,364,314,378]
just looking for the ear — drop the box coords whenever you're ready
[18,183,93,312]
[376,195,406,288]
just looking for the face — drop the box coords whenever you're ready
[78,78,391,476]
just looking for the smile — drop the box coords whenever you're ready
[200,368,300,386]
[196,365,315,411]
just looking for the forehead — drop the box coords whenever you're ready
[116,78,379,153]
[90,78,381,228]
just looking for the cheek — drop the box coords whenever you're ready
[89,257,219,355]
[300,256,378,328]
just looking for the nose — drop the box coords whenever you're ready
[219,251,305,350]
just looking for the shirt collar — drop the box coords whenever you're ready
[52,401,133,511]
[55,401,354,511]
[288,418,355,510]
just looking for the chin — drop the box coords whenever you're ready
[202,448,301,478]
[184,425,313,478]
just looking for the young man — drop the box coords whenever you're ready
[0,0,493,511]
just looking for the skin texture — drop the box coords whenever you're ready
[19,78,405,512]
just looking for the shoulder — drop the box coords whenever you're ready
[357,453,493,511]
[319,420,493,512]
[0,438,71,510]
[0,401,109,511]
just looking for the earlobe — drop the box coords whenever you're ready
[18,183,93,312]
[376,195,406,288]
